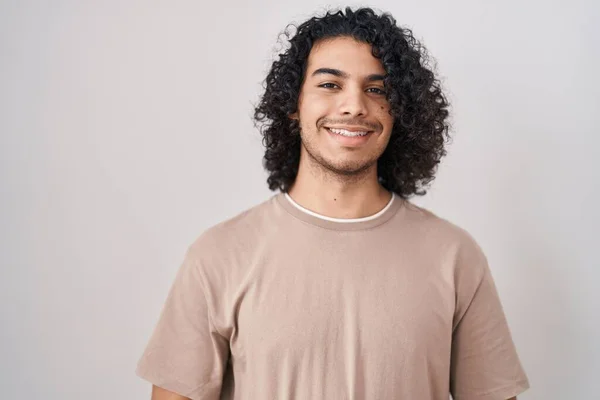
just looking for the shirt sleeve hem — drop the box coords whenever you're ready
[135,363,219,400]
[453,378,530,400]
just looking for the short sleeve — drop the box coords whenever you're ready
[135,248,230,400]
[449,242,530,400]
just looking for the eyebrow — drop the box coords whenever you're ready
[311,67,386,82]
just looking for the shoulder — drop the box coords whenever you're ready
[401,200,483,250]
[184,194,281,264]
[399,199,488,275]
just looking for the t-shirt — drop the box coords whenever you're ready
[135,192,530,400]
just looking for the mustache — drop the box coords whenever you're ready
[318,118,381,131]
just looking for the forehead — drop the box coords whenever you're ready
[306,36,386,76]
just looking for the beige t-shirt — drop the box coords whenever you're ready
[136,192,530,400]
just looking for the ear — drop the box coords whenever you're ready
[288,112,299,121]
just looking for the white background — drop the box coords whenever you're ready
[1,1,598,398]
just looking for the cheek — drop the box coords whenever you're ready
[375,105,394,128]
[299,95,332,124]
[303,93,331,110]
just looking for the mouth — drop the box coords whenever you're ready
[324,126,375,137]
[324,126,375,147]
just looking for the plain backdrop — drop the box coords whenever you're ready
[1,1,598,399]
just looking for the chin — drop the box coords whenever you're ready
[324,158,376,175]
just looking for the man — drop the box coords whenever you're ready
[136,7,530,400]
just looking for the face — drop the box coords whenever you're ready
[291,36,394,177]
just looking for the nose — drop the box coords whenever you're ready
[338,86,368,117]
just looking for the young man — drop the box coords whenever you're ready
[136,7,530,400]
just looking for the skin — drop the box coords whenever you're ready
[148,36,519,400]
[287,36,395,219]
[151,385,187,399]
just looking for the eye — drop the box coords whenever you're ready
[366,87,386,95]
[318,82,340,89]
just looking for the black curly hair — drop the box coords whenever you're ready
[253,6,451,199]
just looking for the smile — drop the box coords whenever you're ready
[324,126,374,147]
[325,127,372,137]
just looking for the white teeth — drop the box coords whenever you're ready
[329,128,369,137]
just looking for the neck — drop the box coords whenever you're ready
[287,155,392,219]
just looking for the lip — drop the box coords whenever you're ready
[325,126,374,147]
[324,125,375,133]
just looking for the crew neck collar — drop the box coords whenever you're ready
[275,191,403,231]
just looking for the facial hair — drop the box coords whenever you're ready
[298,125,382,185]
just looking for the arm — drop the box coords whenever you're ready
[136,247,229,400]
[449,237,530,400]
[151,385,190,400]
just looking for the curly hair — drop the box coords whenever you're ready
[253,6,451,199]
